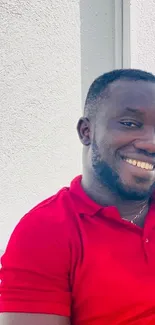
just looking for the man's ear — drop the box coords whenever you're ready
[77,117,91,146]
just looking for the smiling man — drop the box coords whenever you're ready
[1,69,155,324]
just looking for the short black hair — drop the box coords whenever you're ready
[84,68,155,118]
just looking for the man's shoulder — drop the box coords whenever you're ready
[3,182,78,259]
[21,176,82,230]
[29,186,70,216]
[7,176,82,247]
[23,186,73,227]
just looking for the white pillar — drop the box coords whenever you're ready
[123,0,155,72]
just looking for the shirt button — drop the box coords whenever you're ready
[145,238,149,243]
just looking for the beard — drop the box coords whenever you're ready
[91,140,155,201]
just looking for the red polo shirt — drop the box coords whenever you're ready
[1,175,155,324]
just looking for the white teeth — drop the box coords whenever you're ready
[125,158,154,170]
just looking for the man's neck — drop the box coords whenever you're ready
[81,173,150,225]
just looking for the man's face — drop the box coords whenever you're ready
[91,80,155,200]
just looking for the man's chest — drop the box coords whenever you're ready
[71,219,155,324]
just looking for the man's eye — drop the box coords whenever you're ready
[120,121,140,128]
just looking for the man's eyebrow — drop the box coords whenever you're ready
[124,107,144,115]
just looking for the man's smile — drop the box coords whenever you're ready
[123,158,154,171]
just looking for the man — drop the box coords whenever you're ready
[1,69,155,325]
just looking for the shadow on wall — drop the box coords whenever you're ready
[80,0,115,106]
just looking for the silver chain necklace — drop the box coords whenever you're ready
[122,203,148,224]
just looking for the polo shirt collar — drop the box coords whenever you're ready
[70,175,102,216]
[69,175,120,218]
[69,175,155,223]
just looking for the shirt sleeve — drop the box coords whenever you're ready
[0,207,71,316]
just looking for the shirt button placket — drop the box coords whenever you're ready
[143,237,149,261]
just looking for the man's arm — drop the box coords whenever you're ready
[0,313,70,325]
[0,205,72,322]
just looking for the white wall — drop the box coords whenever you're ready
[130,0,155,73]
[0,0,119,250]
[0,0,82,250]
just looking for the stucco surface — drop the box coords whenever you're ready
[0,0,81,249]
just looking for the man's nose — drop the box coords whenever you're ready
[134,129,155,154]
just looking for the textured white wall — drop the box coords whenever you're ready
[130,0,155,73]
[0,0,81,249]
[0,0,117,250]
